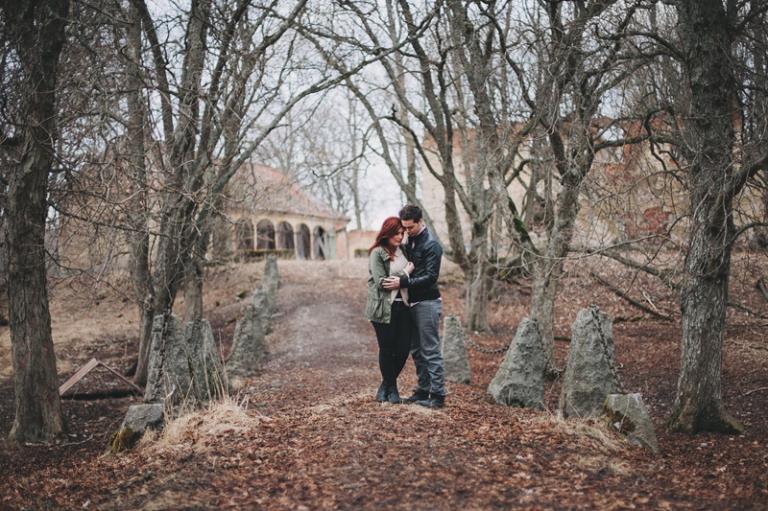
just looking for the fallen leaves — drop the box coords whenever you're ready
[1,259,767,509]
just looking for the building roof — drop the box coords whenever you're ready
[227,163,349,223]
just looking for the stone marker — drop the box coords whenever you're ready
[487,318,545,410]
[603,393,659,453]
[252,287,272,335]
[144,314,229,411]
[226,303,267,377]
[110,403,165,453]
[123,403,165,433]
[186,318,229,400]
[144,314,194,408]
[263,254,281,291]
[441,315,471,384]
[251,288,277,335]
[560,306,623,418]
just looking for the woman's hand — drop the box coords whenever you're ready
[405,261,415,275]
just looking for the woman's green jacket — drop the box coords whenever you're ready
[366,246,409,324]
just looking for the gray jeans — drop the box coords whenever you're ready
[409,299,445,396]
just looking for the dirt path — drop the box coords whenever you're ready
[252,263,382,411]
[1,259,766,509]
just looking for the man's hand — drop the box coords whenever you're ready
[382,276,401,290]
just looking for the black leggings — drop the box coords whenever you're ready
[372,301,412,391]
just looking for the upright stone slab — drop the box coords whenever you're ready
[441,315,471,384]
[487,318,545,410]
[261,281,277,318]
[559,306,623,418]
[263,254,281,291]
[261,255,280,316]
[144,314,197,409]
[186,318,229,400]
[603,393,659,453]
[226,303,267,377]
[252,288,272,335]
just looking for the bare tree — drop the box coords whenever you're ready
[316,1,649,342]
[121,0,384,384]
[255,90,374,231]
[590,0,768,433]
[513,1,648,373]
[310,0,534,331]
[657,0,768,434]
[128,0,314,385]
[0,0,70,443]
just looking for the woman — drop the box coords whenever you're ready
[366,217,414,404]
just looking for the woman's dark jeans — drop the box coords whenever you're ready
[372,301,412,391]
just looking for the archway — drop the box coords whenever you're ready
[312,226,327,260]
[277,221,295,250]
[234,218,254,251]
[296,224,311,260]
[256,219,276,250]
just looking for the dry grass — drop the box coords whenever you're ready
[526,414,629,453]
[142,396,264,457]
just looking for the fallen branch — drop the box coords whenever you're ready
[727,300,768,320]
[742,386,768,397]
[62,389,143,401]
[756,278,768,304]
[589,272,674,321]
[59,434,94,447]
[614,314,644,323]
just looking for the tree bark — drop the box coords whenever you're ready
[122,2,155,387]
[2,0,70,443]
[465,255,490,332]
[668,0,745,434]
[183,232,208,323]
[530,167,584,374]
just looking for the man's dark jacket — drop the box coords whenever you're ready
[399,226,442,302]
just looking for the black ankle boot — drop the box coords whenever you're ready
[388,387,402,404]
[406,389,429,403]
[375,381,388,402]
[415,393,445,408]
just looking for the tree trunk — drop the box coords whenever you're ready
[465,219,490,332]
[3,0,70,443]
[668,0,745,434]
[183,259,204,323]
[133,306,155,386]
[530,171,582,374]
[670,221,743,434]
[134,0,211,383]
[122,2,156,387]
[183,233,208,323]
[465,260,490,333]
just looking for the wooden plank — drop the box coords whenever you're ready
[99,363,144,395]
[58,358,100,396]
[58,358,144,397]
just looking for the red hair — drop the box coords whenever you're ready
[369,217,404,257]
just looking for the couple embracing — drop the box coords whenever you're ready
[365,205,445,408]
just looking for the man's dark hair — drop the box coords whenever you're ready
[399,204,423,222]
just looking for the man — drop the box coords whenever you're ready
[383,205,445,408]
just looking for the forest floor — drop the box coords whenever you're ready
[0,255,767,510]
